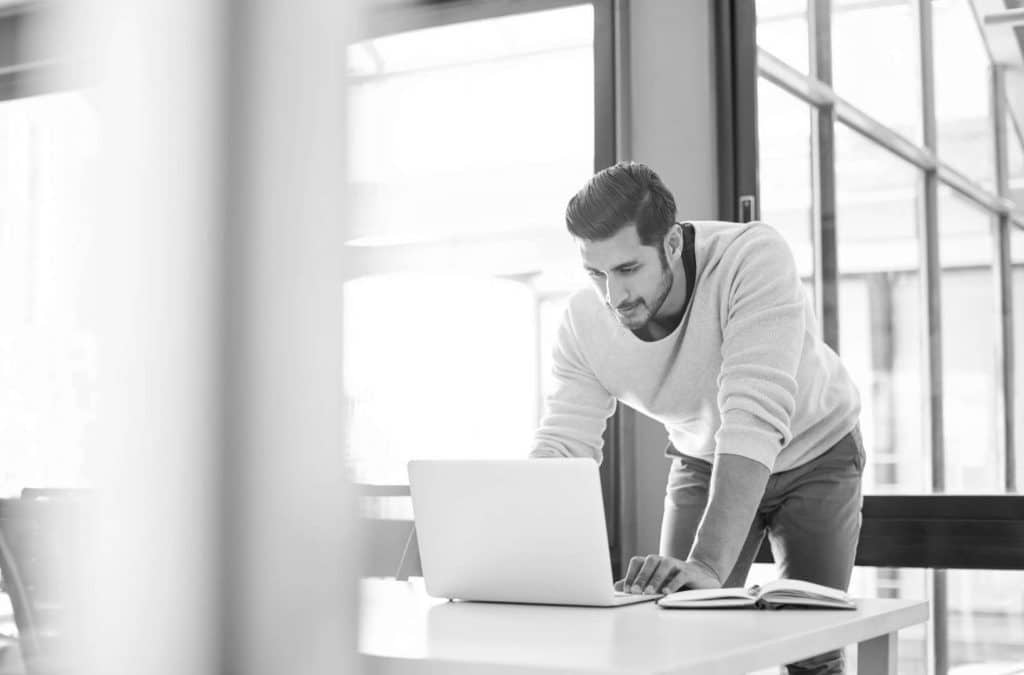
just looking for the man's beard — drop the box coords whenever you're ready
[610,254,674,331]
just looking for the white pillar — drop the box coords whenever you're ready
[59,1,360,673]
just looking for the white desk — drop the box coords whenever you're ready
[360,578,928,675]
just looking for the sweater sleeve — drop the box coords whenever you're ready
[530,306,616,463]
[714,225,805,470]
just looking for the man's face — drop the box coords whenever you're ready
[579,224,674,331]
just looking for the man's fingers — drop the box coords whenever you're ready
[620,556,645,592]
[631,555,662,593]
[646,558,680,593]
[622,555,711,594]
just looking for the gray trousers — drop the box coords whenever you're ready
[660,427,865,675]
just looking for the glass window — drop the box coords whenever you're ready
[0,92,98,496]
[1008,111,1024,205]
[834,123,926,493]
[933,0,994,189]
[344,6,594,485]
[756,78,814,285]
[344,275,539,486]
[938,186,999,492]
[945,570,1024,670]
[755,0,809,75]
[832,0,920,143]
[346,6,593,250]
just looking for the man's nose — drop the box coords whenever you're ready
[606,277,629,308]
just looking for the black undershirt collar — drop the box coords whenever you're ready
[634,222,696,341]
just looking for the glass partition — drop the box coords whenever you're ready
[750,1,1024,671]
[938,186,999,492]
[832,0,920,143]
[344,5,594,485]
[755,0,809,75]
[757,77,814,284]
[834,123,926,494]
[933,0,994,189]
[0,92,98,496]
[945,570,1024,671]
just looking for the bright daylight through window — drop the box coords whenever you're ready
[344,5,595,486]
[0,92,98,496]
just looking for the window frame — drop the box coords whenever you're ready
[728,1,1024,672]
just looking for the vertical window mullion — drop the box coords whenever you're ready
[915,0,944,493]
[594,0,617,172]
[734,0,760,223]
[713,1,738,221]
[609,0,638,577]
[991,63,1016,493]
[593,0,625,578]
[808,0,839,351]
[714,0,760,223]
[915,0,948,673]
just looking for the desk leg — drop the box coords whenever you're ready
[858,631,897,675]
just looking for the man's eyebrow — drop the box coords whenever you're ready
[612,260,639,270]
[582,260,640,274]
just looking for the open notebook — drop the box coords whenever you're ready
[657,578,856,610]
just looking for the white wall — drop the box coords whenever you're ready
[625,0,718,557]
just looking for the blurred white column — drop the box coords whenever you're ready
[59,0,360,673]
[220,1,359,673]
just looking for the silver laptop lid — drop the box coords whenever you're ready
[408,458,616,605]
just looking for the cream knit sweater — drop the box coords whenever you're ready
[531,221,860,473]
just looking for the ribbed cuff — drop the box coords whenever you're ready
[714,427,778,471]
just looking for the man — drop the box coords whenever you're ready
[530,161,863,675]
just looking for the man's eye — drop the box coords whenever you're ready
[587,270,604,278]
[621,266,638,274]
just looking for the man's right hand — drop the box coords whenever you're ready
[614,554,721,594]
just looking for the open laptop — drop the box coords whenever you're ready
[407,458,660,607]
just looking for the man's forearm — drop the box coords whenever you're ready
[687,453,771,584]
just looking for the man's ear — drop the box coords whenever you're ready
[664,223,684,261]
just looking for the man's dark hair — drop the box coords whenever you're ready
[565,161,677,245]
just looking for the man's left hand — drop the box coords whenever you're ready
[613,555,721,594]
